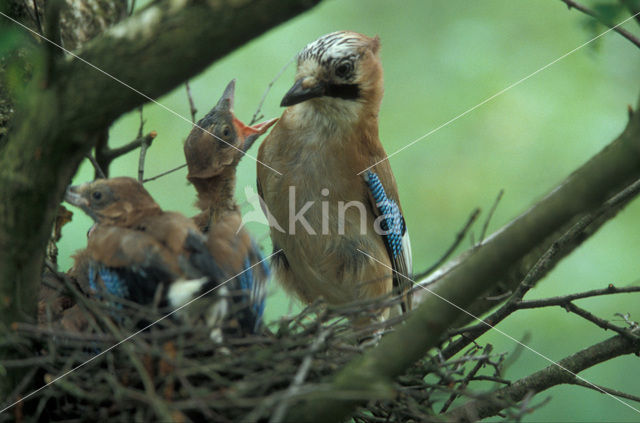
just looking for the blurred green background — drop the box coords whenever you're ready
[55,0,640,421]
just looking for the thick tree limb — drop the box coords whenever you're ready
[283,98,640,422]
[444,335,640,421]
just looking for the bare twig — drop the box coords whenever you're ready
[479,189,504,244]
[440,231,564,359]
[560,0,640,49]
[444,335,640,421]
[517,284,640,309]
[440,344,493,413]
[619,0,640,25]
[137,106,144,138]
[104,132,157,162]
[85,153,106,179]
[136,106,154,181]
[569,379,640,403]
[186,81,198,123]
[562,302,639,341]
[413,208,480,282]
[137,138,152,182]
[142,163,187,183]
[250,56,295,125]
[441,179,640,359]
[94,127,157,178]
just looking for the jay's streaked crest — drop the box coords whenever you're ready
[65,177,260,336]
[257,31,413,319]
[183,80,277,331]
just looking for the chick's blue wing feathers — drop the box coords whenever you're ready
[87,254,174,306]
[246,238,270,331]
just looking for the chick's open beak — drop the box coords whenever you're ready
[233,115,279,152]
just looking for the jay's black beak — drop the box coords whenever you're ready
[280,78,325,107]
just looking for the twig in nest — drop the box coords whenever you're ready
[440,344,494,413]
[560,0,640,49]
[413,208,480,282]
[250,56,295,125]
[270,327,330,423]
[186,81,198,123]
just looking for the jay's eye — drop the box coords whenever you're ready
[222,126,231,138]
[335,61,353,78]
[92,191,102,201]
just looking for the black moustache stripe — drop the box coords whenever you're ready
[325,84,360,100]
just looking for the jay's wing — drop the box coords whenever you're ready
[363,169,413,313]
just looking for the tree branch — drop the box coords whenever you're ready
[560,0,640,49]
[284,98,640,422]
[440,180,640,359]
[95,130,157,177]
[445,335,640,421]
[619,0,640,26]
[421,142,640,328]
[517,284,640,309]
[569,379,640,403]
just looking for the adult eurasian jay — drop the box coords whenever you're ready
[183,80,277,331]
[257,31,413,319]
[65,177,261,336]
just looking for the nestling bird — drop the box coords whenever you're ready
[65,177,261,336]
[184,79,277,331]
[257,31,413,319]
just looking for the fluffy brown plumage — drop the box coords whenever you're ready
[257,31,413,319]
[65,177,262,336]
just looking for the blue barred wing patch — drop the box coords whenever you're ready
[365,171,405,258]
[88,262,130,300]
